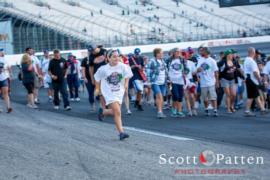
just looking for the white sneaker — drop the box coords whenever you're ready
[70,98,75,102]
[27,104,34,108]
[54,106,60,110]
[27,104,38,109]
[32,104,38,109]
[192,109,198,116]
[64,106,72,111]
[207,104,214,110]
[75,97,80,102]
[90,104,96,112]
[34,99,40,104]
[195,101,199,109]
[126,109,132,115]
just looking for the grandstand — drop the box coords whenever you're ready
[0,0,269,54]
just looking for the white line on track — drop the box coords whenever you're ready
[124,126,194,141]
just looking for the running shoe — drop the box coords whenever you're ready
[205,109,210,116]
[244,111,256,117]
[64,106,72,111]
[137,105,144,111]
[192,109,198,116]
[98,108,104,121]
[126,109,132,115]
[213,110,219,117]
[157,112,167,119]
[119,132,130,140]
[34,99,40,104]
[260,109,268,115]
[7,107,12,113]
[90,104,96,112]
[177,111,186,118]
[187,111,193,117]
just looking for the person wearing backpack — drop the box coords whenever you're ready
[128,48,145,111]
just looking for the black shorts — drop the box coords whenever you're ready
[245,78,259,99]
[171,84,184,102]
[23,82,34,94]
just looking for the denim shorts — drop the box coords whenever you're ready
[0,79,8,88]
[152,84,166,96]
[220,78,235,88]
[133,80,144,93]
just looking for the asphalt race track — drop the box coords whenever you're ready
[1,42,270,179]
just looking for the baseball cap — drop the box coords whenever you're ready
[171,47,180,54]
[230,49,237,54]
[202,47,211,54]
[134,48,141,55]
[86,44,98,52]
[187,47,194,54]
[43,49,49,53]
[224,49,233,57]
[68,54,74,59]
[256,49,262,55]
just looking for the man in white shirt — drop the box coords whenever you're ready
[41,50,53,102]
[26,47,42,104]
[196,47,219,117]
[244,47,266,116]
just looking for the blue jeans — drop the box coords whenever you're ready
[52,80,70,107]
[85,81,95,104]
[67,74,79,98]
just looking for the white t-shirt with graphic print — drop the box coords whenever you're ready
[186,60,196,80]
[0,57,9,81]
[94,62,133,105]
[196,56,218,88]
[155,59,166,85]
[168,59,184,85]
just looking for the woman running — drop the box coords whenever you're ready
[94,49,133,140]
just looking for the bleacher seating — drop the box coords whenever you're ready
[0,0,269,46]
